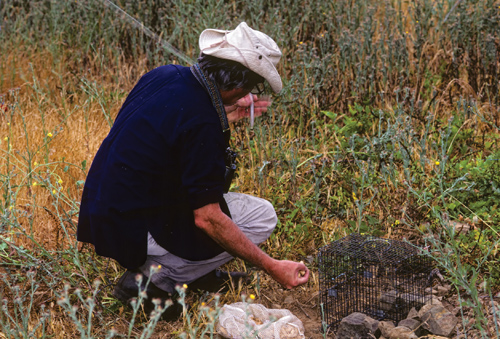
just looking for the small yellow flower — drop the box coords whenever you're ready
[32,182,37,187]
[9,206,13,210]
[352,192,358,201]
[405,31,409,34]
[416,20,419,23]
[249,294,255,300]
[299,41,303,44]
[47,132,53,137]
[435,161,440,165]
[3,137,7,141]
[158,265,162,269]
[58,179,63,184]
[7,123,9,126]
[395,220,400,225]
[34,162,38,166]
[52,189,56,194]
[182,284,188,289]
[201,302,206,306]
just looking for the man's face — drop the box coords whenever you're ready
[220,88,251,106]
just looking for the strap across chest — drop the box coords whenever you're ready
[190,64,231,145]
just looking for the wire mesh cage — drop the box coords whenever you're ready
[318,233,433,332]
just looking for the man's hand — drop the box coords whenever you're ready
[225,94,271,123]
[266,259,310,289]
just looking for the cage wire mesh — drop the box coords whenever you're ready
[318,233,433,331]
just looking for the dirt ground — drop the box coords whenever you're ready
[201,271,326,339]
[87,262,499,338]
[239,274,326,339]
[143,269,327,338]
[146,270,500,339]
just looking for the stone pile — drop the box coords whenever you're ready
[335,288,459,339]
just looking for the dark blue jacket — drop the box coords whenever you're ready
[77,65,228,268]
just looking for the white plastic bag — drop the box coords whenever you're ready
[216,302,305,339]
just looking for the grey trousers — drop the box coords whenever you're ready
[137,192,277,294]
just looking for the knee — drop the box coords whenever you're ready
[260,198,278,235]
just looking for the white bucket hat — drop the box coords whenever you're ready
[199,22,282,93]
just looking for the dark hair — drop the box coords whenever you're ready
[197,53,264,92]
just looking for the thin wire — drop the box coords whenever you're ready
[98,0,194,65]
[442,0,463,24]
[249,94,254,129]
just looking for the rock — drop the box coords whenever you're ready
[364,316,379,333]
[418,304,459,337]
[378,320,395,338]
[399,293,423,302]
[426,295,444,307]
[380,290,398,304]
[441,299,453,309]
[398,318,427,337]
[449,221,470,234]
[336,312,379,339]
[406,307,419,319]
[283,295,294,304]
[398,318,420,331]
[418,304,433,316]
[379,290,398,312]
[436,286,450,296]
[388,326,418,339]
[435,285,449,297]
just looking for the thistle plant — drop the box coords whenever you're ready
[0,271,51,339]
[177,284,222,339]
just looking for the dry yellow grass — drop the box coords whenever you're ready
[1,48,324,338]
[0,49,145,252]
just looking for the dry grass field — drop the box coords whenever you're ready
[1,0,500,337]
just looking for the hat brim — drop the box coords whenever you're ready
[202,48,282,93]
[200,28,282,93]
